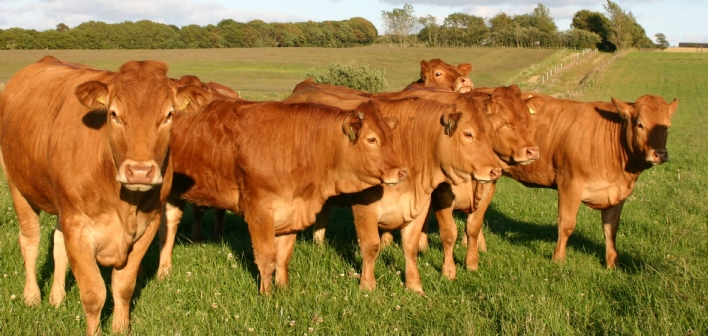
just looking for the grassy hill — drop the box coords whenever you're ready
[0,48,706,334]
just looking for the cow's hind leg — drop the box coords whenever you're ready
[601,200,625,269]
[245,210,276,294]
[399,202,431,296]
[435,206,458,280]
[158,199,185,280]
[464,183,495,271]
[50,219,69,307]
[312,202,332,245]
[275,233,297,288]
[191,205,207,242]
[8,179,43,306]
[553,189,582,262]
[213,208,227,241]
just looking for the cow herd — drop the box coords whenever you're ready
[0,56,677,334]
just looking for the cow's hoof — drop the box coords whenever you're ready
[49,287,66,308]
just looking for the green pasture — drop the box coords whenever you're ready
[0,49,706,335]
[0,46,555,100]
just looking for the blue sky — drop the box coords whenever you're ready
[0,0,705,46]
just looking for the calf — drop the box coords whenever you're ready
[157,99,406,293]
[0,56,209,335]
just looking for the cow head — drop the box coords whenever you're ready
[340,101,407,188]
[75,61,211,191]
[420,59,473,93]
[435,102,501,184]
[478,85,539,166]
[612,95,678,166]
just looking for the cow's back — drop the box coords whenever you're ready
[506,98,623,188]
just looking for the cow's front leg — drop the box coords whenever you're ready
[601,200,625,269]
[275,233,297,288]
[64,221,105,336]
[352,204,381,291]
[111,212,161,334]
[553,188,582,262]
[399,202,431,296]
[158,199,185,280]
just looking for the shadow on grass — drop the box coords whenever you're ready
[440,203,650,274]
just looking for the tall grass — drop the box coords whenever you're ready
[0,50,706,334]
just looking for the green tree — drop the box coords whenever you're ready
[218,19,245,47]
[417,14,440,47]
[603,0,633,50]
[441,12,489,47]
[56,23,70,32]
[346,17,377,45]
[381,3,417,46]
[571,10,613,50]
[655,33,669,50]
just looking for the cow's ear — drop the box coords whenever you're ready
[440,107,462,136]
[667,98,679,118]
[420,60,430,81]
[75,81,109,110]
[458,63,472,76]
[612,97,635,120]
[175,85,213,115]
[525,97,544,115]
[384,116,399,131]
[342,111,364,142]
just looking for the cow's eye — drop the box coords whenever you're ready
[163,112,173,125]
[637,122,644,130]
[463,131,474,139]
[435,72,442,77]
[110,111,122,125]
[366,137,377,145]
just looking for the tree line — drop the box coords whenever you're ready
[0,17,378,50]
[384,1,657,51]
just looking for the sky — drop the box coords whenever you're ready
[0,0,706,47]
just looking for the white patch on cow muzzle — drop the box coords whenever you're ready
[116,159,163,191]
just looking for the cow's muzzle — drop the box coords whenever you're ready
[117,159,163,191]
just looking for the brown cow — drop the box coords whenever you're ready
[166,76,240,243]
[500,94,679,268]
[157,99,407,293]
[284,81,501,294]
[0,56,210,335]
[405,59,473,92]
[373,86,539,279]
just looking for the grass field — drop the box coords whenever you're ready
[0,46,556,100]
[0,48,707,335]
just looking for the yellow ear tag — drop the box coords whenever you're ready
[529,107,536,114]
[96,96,106,105]
[528,94,533,98]
[179,97,192,111]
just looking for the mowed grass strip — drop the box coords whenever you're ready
[0,50,706,334]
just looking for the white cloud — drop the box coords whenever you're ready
[0,0,311,31]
